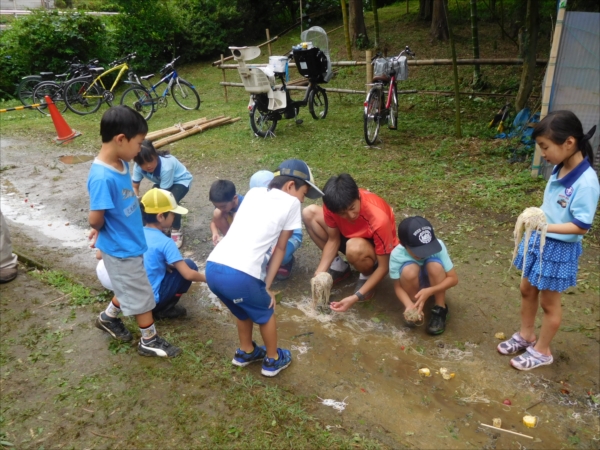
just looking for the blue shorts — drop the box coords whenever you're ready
[205,261,273,324]
[399,257,444,289]
[513,233,582,292]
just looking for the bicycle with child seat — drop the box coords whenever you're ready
[63,52,153,120]
[363,46,415,146]
[120,56,200,116]
[31,58,102,115]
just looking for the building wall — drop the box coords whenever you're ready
[0,0,54,10]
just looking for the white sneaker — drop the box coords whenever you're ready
[171,230,183,249]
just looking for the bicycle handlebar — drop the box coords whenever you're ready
[370,46,416,64]
[109,52,137,67]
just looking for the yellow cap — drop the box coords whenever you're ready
[141,188,188,215]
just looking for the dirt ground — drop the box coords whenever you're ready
[1,136,599,449]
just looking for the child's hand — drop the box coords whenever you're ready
[88,229,99,248]
[266,288,277,310]
[212,233,222,246]
[414,287,434,313]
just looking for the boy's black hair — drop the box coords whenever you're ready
[322,173,360,214]
[100,105,148,143]
[139,203,170,225]
[133,139,170,166]
[209,179,236,203]
[268,175,306,191]
[532,110,595,165]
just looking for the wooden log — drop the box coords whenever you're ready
[218,81,416,96]
[221,54,228,103]
[145,117,211,141]
[366,50,372,85]
[266,29,272,56]
[153,117,239,148]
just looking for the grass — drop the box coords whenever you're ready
[31,270,110,305]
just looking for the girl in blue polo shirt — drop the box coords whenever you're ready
[498,110,598,371]
[132,140,193,248]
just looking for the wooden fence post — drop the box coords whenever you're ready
[221,54,228,103]
[266,29,272,56]
[366,50,373,85]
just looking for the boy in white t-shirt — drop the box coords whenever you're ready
[205,159,323,377]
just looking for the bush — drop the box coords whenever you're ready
[0,10,114,99]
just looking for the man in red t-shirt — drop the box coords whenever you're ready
[303,173,398,312]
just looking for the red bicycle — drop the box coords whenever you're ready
[364,46,415,146]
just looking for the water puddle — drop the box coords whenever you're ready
[59,155,94,164]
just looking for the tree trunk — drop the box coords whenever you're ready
[515,0,538,111]
[431,0,449,41]
[340,0,353,59]
[372,0,380,49]
[349,0,369,48]
[419,0,433,20]
[442,0,462,137]
[470,0,481,86]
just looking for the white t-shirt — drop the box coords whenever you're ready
[207,187,302,280]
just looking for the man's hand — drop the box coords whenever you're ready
[330,295,357,312]
[88,229,99,248]
[212,233,221,246]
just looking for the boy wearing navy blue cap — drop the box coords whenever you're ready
[389,216,458,335]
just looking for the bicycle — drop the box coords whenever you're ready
[64,53,153,120]
[31,59,102,114]
[363,46,415,146]
[121,56,200,114]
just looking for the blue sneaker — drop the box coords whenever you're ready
[232,341,267,367]
[261,348,292,377]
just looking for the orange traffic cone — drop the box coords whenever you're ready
[45,96,81,144]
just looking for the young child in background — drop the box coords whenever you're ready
[132,140,193,248]
[499,111,598,371]
[88,106,180,358]
[249,170,303,280]
[209,179,244,245]
[205,159,323,377]
[390,216,458,335]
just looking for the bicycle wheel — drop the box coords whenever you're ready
[17,76,42,106]
[364,88,381,146]
[64,78,102,115]
[120,85,154,121]
[388,84,398,130]
[308,87,328,120]
[250,103,277,137]
[32,81,68,114]
[171,79,200,110]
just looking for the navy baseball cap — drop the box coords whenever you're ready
[398,216,442,259]
[274,159,324,199]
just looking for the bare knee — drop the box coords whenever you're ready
[400,264,420,285]
[425,261,445,283]
[345,238,375,271]
[520,278,538,299]
[302,204,322,225]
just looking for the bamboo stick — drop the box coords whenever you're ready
[145,117,211,141]
[266,29,272,56]
[478,423,533,439]
[153,117,239,148]
[221,54,228,103]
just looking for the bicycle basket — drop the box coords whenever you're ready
[373,56,408,80]
[373,58,390,78]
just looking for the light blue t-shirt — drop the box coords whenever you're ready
[542,158,599,243]
[143,227,183,302]
[87,159,147,258]
[389,239,453,279]
[132,155,193,188]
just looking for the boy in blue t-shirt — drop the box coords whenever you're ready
[389,216,458,335]
[88,105,180,358]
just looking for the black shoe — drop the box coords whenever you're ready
[138,335,182,358]
[354,277,375,302]
[327,263,351,285]
[95,313,133,342]
[275,256,295,281]
[154,304,187,319]
[427,305,448,335]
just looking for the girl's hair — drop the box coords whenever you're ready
[133,139,171,166]
[140,202,170,225]
[532,110,596,165]
[268,175,306,191]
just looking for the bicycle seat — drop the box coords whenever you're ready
[55,73,68,79]
[40,72,54,77]
[140,74,154,80]
[89,67,104,73]
[372,74,391,84]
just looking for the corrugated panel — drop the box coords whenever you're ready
[550,11,600,166]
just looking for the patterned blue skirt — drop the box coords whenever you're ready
[513,233,582,292]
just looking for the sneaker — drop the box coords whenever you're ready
[276,256,295,281]
[154,304,187,320]
[171,230,183,249]
[427,305,448,335]
[0,267,18,284]
[510,346,553,371]
[138,335,182,358]
[95,313,133,342]
[354,277,375,302]
[261,348,292,377]
[232,341,267,367]
[497,332,536,355]
[327,263,351,285]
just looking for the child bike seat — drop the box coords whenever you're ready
[372,74,391,84]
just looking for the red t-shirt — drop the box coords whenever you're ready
[323,188,399,255]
